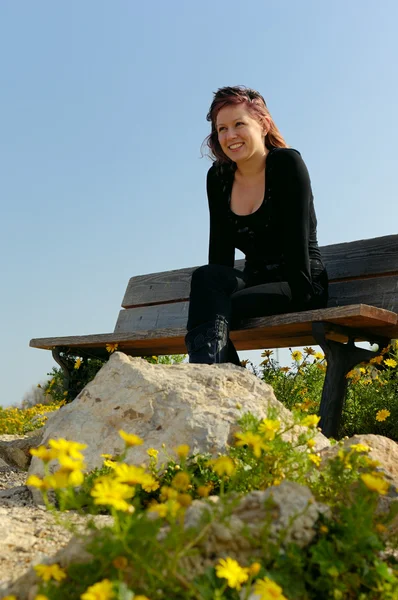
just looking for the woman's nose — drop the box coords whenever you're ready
[226,128,237,141]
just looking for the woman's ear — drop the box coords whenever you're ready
[263,116,271,136]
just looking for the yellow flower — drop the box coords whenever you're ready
[253,577,287,600]
[303,346,315,355]
[134,597,151,600]
[101,453,114,460]
[34,596,49,600]
[361,473,389,495]
[376,409,391,422]
[1,596,17,600]
[177,493,192,507]
[57,455,86,472]
[248,562,261,576]
[175,444,190,459]
[291,350,303,362]
[375,523,386,533]
[370,355,384,364]
[363,456,381,469]
[319,525,329,534]
[91,478,135,511]
[309,454,321,467]
[112,463,145,483]
[384,358,397,368]
[81,578,114,600]
[197,484,213,497]
[118,430,144,447]
[210,456,236,477]
[349,443,371,453]
[258,419,281,440]
[300,415,321,428]
[74,358,82,370]
[235,431,268,457]
[140,474,160,492]
[279,366,290,373]
[106,343,119,353]
[147,448,158,460]
[346,369,357,379]
[261,350,273,358]
[148,502,169,518]
[112,556,129,570]
[307,439,316,449]
[48,438,87,460]
[160,485,179,501]
[34,563,67,582]
[314,352,324,360]
[43,470,71,489]
[112,463,159,492]
[26,475,51,490]
[215,557,249,590]
[171,471,191,491]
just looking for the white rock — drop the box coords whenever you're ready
[28,353,329,490]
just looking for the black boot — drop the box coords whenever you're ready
[185,315,231,364]
[226,338,241,366]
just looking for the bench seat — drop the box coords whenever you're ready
[30,304,398,359]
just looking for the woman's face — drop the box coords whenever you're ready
[215,103,268,163]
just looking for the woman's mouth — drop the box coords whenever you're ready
[228,142,244,152]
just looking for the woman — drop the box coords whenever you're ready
[185,86,328,365]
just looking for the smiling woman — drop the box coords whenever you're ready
[184,85,329,365]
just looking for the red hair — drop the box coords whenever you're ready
[202,86,288,164]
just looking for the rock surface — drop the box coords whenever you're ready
[0,431,43,469]
[0,465,112,598]
[179,481,330,578]
[28,353,329,488]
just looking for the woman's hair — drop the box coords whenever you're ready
[203,85,288,164]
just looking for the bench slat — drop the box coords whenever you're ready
[115,276,398,333]
[30,304,398,358]
[121,235,398,308]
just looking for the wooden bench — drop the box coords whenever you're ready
[30,234,398,439]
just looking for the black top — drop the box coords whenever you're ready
[206,147,327,308]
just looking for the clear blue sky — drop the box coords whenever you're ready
[1,1,397,407]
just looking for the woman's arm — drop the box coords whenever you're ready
[207,165,235,267]
[272,149,314,307]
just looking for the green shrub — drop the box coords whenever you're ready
[28,412,398,600]
[251,343,398,442]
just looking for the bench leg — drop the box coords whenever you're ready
[312,322,390,439]
[52,348,72,394]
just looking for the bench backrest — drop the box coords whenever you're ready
[114,234,398,334]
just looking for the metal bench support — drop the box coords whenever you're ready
[312,322,391,439]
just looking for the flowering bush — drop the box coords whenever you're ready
[23,411,398,600]
[0,401,64,435]
[252,342,398,442]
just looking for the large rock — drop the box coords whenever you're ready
[0,431,43,470]
[320,433,398,482]
[28,353,329,485]
[179,481,329,578]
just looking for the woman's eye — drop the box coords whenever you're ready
[236,121,244,126]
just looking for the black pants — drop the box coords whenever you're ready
[186,264,295,332]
